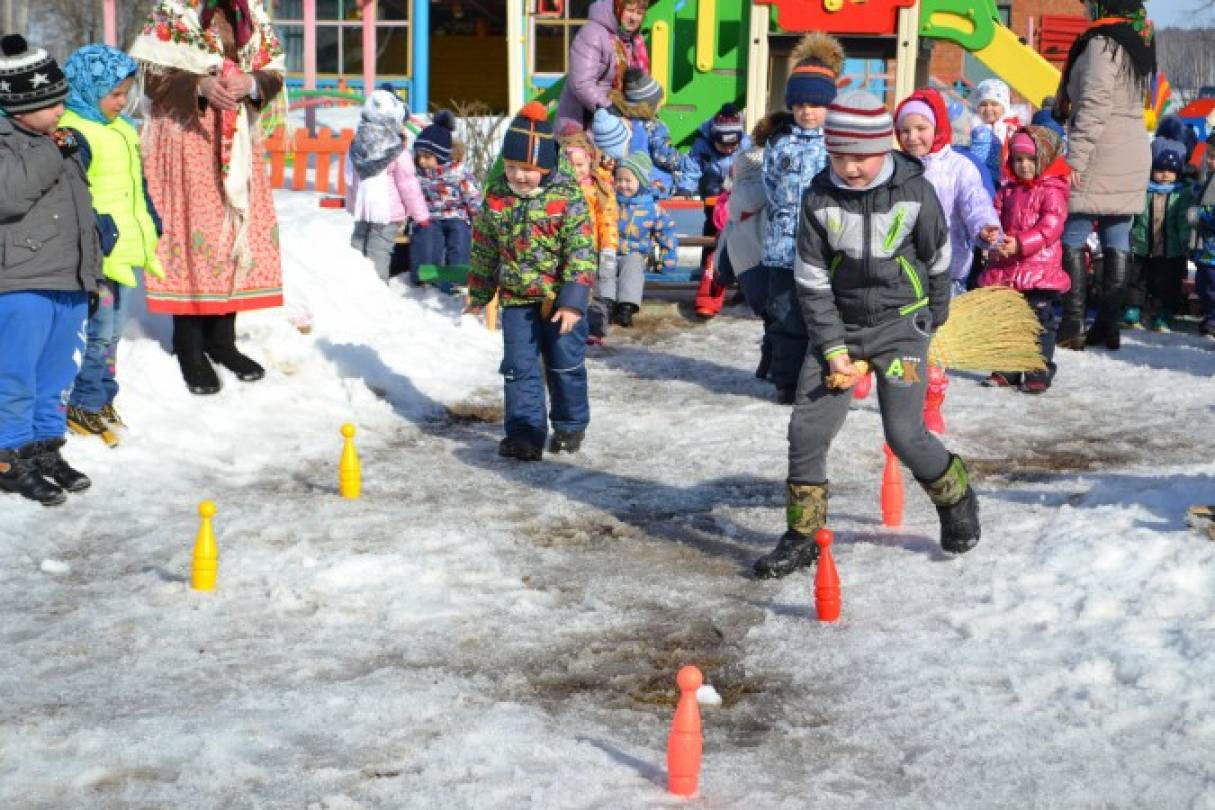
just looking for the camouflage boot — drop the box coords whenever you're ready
[753,482,827,579]
[920,455,981,554]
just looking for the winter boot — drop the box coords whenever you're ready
[1057,247,1088,350]
[919,455,981,554]
[67,405,120,448]
[753,482,827,579]
[0,446,66,506]
[754,339,772,380]
[173,316,222,396]
[99,403,126,429]
[205,314,266,382]
[1086,249,1129,351]
[1149,307,1172,332]
[548,430,584,454]
[497,435,543,461]
[1120,305,1143,330]
[613,302,639,328]
[33,438,91,492]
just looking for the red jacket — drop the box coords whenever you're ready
[980,174,1071,293]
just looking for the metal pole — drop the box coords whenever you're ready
[411,0,429,111]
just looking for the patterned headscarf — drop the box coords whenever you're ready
[200,0,254,48]
[63,44,139,125]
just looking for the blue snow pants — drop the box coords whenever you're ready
[0,290,88,449]
[763,266,808,392]
[410,218,472,285]
[70,279,133,412]
[500,304,590,448]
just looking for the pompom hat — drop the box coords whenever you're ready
[414,109,456,164]
[824,90,894,157]
[0,35,68,114]
[785,32,845,110]
[1151,138,1185,175]
[502,101,557,174]
[623,67,664,110]
[591,107,630,160]
[710,103,745,145]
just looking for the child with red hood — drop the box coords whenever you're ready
[979,125,1071,394]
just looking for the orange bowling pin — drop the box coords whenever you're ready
[814,528,840,623]
[667,665,703,796]
[880,443,904,528]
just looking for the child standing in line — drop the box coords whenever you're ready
[58,44,166,446]
[466,102,597,461]
[969,79,1020,183]
[679,104,750,281]
[610,151,678,327]
[412,110,482,286]
[1187,133,1215,338]
[980,126,1071,394]
[758,32,844,404]
[0,35,100,505]
[345,89,430,283]
[753,90,979,579]
[611,68,683,198]
[1125,139,1193,332]
[561,131,619,343]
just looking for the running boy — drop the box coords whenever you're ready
[753,91,981,579]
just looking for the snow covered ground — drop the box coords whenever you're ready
[3,191,1215,809]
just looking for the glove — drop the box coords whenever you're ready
[597,248,616,279]
[88,292,100,317]
[50,128,80,157]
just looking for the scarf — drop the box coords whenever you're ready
[350,97,405,180]
[1055,3,1155,122]
[130,0,285,270]
[1147,180,1178,195]
[63,44,140,126]
[200,0,254,49]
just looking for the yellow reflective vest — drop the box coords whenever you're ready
[58,109,165,287]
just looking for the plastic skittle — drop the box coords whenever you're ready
[923,365,948,434]
[191,500,218,591]
[881,443,904,528]
[667,666,703,797]
[339,423,361,499]
[814,529,841,623]
[853,371,873,400]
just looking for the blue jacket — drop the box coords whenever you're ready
[1188,176,1215,265]
[678,120,751,199]
[626,117,681,199]
[761,120,828,269]
[617,188,678,272]
[970,124,1003,184]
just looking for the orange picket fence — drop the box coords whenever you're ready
[264,127,355,196]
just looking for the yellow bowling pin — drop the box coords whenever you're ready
[339,424,361,499]
[191,500,218,591]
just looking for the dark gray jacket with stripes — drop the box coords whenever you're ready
[794,152,951,360]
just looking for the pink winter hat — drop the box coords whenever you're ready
[1010,132,1037,156]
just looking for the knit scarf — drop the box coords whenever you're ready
[1055,2,1155,121]
[1147,180,1177,195]
[130,0,285,270]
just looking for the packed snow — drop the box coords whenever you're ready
[2,190,1214,808]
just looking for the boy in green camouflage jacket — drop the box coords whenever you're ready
[466,102,597,461]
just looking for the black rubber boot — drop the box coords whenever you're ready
[498,436,543,461]
[205,313,265,381]
[548,430,584,454]
[0,446,67,506]
[173,315,221,395]
[919,455,981,554]
[1057,247,1088,350]
[613,302,638,328]
[33,438,91,492]
[1087,249,1129,351]
[754,482,827,579]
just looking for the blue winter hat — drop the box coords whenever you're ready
[415,109,456,164]
[785,33,844,110]
[63,44,137,124]
[591,107,630,160]
[1151,138,1185,174]
[501,101,557,174]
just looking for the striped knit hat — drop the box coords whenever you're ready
[591,108,630,161]
[0,35,68,115]
[825,90,894,157]
[623,68,664,109]
[502,101,557,174]
[618,151,653,189]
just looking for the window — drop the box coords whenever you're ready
[271,0,410,76]
[531,0,593,85]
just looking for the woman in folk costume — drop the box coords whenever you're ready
[130,0,286,395]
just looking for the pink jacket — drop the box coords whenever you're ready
[980,174,1070,293]
[344,150,430,226]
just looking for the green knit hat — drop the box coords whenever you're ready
[618,151,653,189]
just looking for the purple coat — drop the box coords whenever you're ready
[556,0,649,135]
[980,174,1071,293]
[919,145,999,282]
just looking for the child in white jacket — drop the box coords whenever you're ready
[345,90,430,282]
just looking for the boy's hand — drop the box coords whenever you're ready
[978,225,1001,245]
[825,354,866,389]
[551,307,582,335]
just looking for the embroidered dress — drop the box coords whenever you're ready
[132,0,285,315]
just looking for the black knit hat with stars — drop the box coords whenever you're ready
[0,35,68,115]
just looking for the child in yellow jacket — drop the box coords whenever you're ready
[561,131,619,343]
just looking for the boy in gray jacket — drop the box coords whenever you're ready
[0,35,101,506]
[754,91,981,579]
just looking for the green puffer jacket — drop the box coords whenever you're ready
[468,161,596,313]
[1131,185,1193,259]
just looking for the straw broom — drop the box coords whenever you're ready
[827,286,1045,389]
